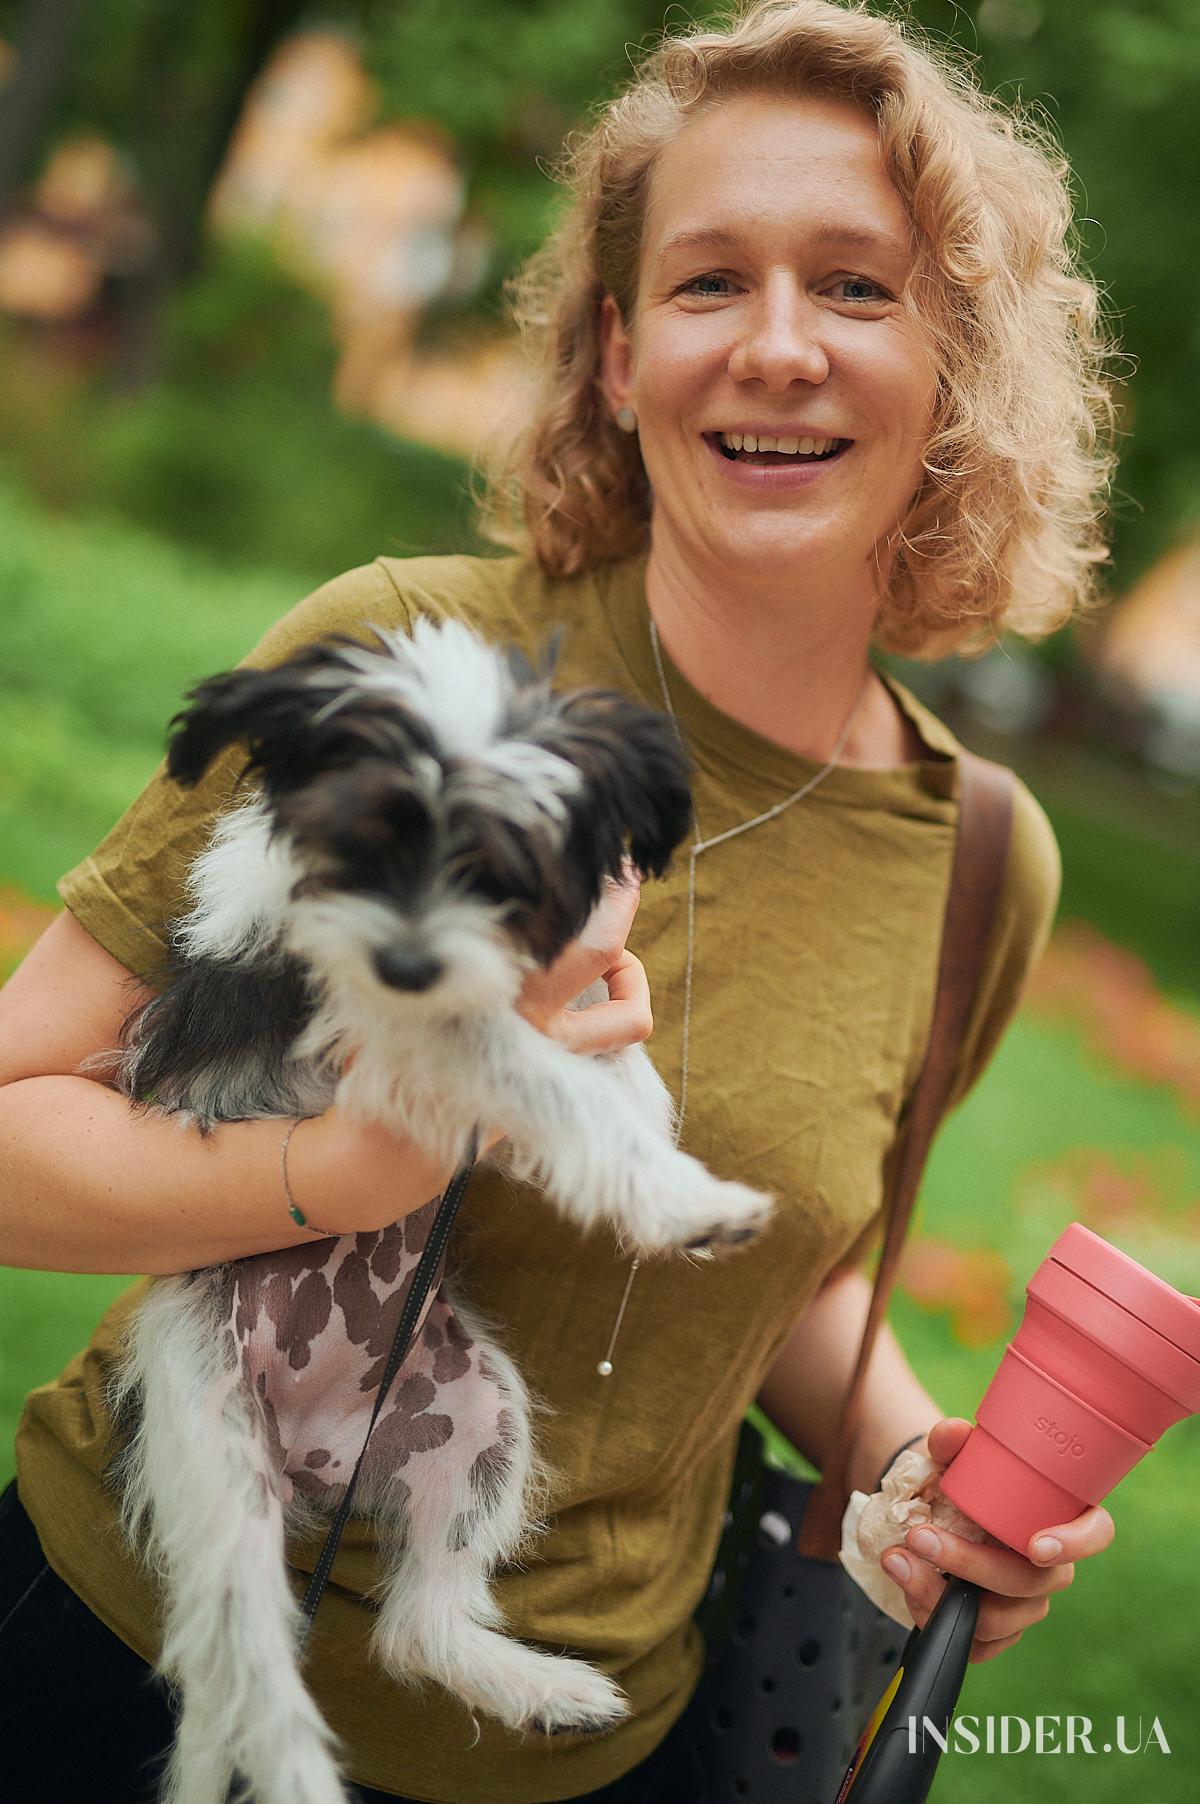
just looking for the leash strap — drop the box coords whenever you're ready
[297,1128,480,1642]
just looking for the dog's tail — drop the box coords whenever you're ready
[110,1275,350,1804]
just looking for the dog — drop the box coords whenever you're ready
[104,618,773,1804]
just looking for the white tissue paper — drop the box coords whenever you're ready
[839,1450,991,1629]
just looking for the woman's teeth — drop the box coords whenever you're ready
[717,431,842,458]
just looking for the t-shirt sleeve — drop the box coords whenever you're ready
[56,559,413,987]
[835,774,1061,1271]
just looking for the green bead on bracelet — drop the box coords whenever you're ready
[280,1116,336,1236]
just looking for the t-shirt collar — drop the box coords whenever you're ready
[591,551,959,808]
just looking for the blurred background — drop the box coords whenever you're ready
[0,2,1197,1798]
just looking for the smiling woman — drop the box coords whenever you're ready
[484,0,1116,666]
[599,92,939,658]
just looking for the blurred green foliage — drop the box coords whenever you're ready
[0,239,484,582]
[0,0,1197,589]
[0,477,303,891]
[908,0,1200,590]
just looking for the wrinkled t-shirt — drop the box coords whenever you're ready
[15,549,1061,1802]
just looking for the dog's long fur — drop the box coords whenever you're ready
[106,619,772,1804]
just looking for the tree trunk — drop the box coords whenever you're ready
[110,0,312,392]
[0,0,85,225]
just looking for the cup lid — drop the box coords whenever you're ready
[1048,1223,1200,1361]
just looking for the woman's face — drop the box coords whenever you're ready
[601,91,938,592]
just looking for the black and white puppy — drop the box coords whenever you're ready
[107,618,772,1804]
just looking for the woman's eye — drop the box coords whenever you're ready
[679,272,735,297]
[831,275,893,304]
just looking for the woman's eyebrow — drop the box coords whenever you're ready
[652,222,911,265]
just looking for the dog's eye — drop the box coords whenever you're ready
[466,870,515,908]
[377,788,434,839]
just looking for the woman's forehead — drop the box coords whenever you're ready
[641,92,913,275]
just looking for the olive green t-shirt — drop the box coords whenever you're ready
[15,550,1060,1803]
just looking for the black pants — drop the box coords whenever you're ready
[0,1483,706,1804]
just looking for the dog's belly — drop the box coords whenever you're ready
[223,1200,515,1509]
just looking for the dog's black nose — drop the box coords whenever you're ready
[372,947,443,992]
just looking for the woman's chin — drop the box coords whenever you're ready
[686,516,852,575]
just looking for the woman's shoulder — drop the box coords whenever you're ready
[1006,770,1062,926]
[242,552,583,670]
[881,669,1060,912]
[938,765,1061,1115]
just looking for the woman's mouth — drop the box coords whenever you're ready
[701,431,852,485]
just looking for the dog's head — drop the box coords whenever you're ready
[169,618,692,1010]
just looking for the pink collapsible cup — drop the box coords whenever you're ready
[939,1223,1200,1553]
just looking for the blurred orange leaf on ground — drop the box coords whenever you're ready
[899,1238,1014,1347]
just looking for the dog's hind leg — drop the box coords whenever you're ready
[110,1277,350,1804]
[365,1294,628,1736]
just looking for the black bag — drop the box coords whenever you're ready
[678,751,1016,1804]
[682,1419,905,1803]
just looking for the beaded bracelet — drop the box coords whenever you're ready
[281,1116,336,1237]
[874,1431,927,1494]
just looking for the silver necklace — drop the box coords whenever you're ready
[595,614,872,1377]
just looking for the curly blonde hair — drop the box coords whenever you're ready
[475,0,1117,659]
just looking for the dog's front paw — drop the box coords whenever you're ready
[526,1661,630,1736]
[622,1169,773,1259]
[680,1177,774,1257]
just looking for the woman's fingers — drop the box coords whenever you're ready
[880,1503,1086,1663]
[517,867,645,1037]
[880,1413,1118,1665]
[970,1629,1026,1665]
[901,1524,1075,1600]
[880,1552,1049,1663]
[551,951,653,1054]
[1025,1503,1115,1567]
[575,866,642,963]
[883,1545,1055,1635]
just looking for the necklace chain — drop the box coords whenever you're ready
[595,614,870,1377]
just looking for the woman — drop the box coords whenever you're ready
[0,2,1118,1800]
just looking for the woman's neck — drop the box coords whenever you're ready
[644,544,918,771]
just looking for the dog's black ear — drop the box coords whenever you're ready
[166,666,318,789]
[166,637,403,791]
[548,691,694,882]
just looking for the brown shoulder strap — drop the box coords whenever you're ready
[796,749,1016,1559]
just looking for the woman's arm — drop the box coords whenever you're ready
[0,881,650,1276]
[754,1263,943,1497]
[0,910,480,1273]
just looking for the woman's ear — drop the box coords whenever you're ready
[598,293,637,425]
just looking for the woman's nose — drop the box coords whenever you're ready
[727,282,830,389]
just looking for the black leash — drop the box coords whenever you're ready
[297,1129,480,1643]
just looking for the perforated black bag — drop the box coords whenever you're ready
[681,1419,904,1802]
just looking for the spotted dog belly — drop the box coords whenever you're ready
[223,1197,510,1510]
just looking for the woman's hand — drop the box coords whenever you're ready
[879,1417,1115,1664]
[300,869,652,1235]
[515,866,653,1056]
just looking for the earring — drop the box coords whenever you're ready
[615,405,638,434]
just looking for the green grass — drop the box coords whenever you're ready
[2,481,1198,1800]
[0,483,317,898]
[995,736,1200,1005]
